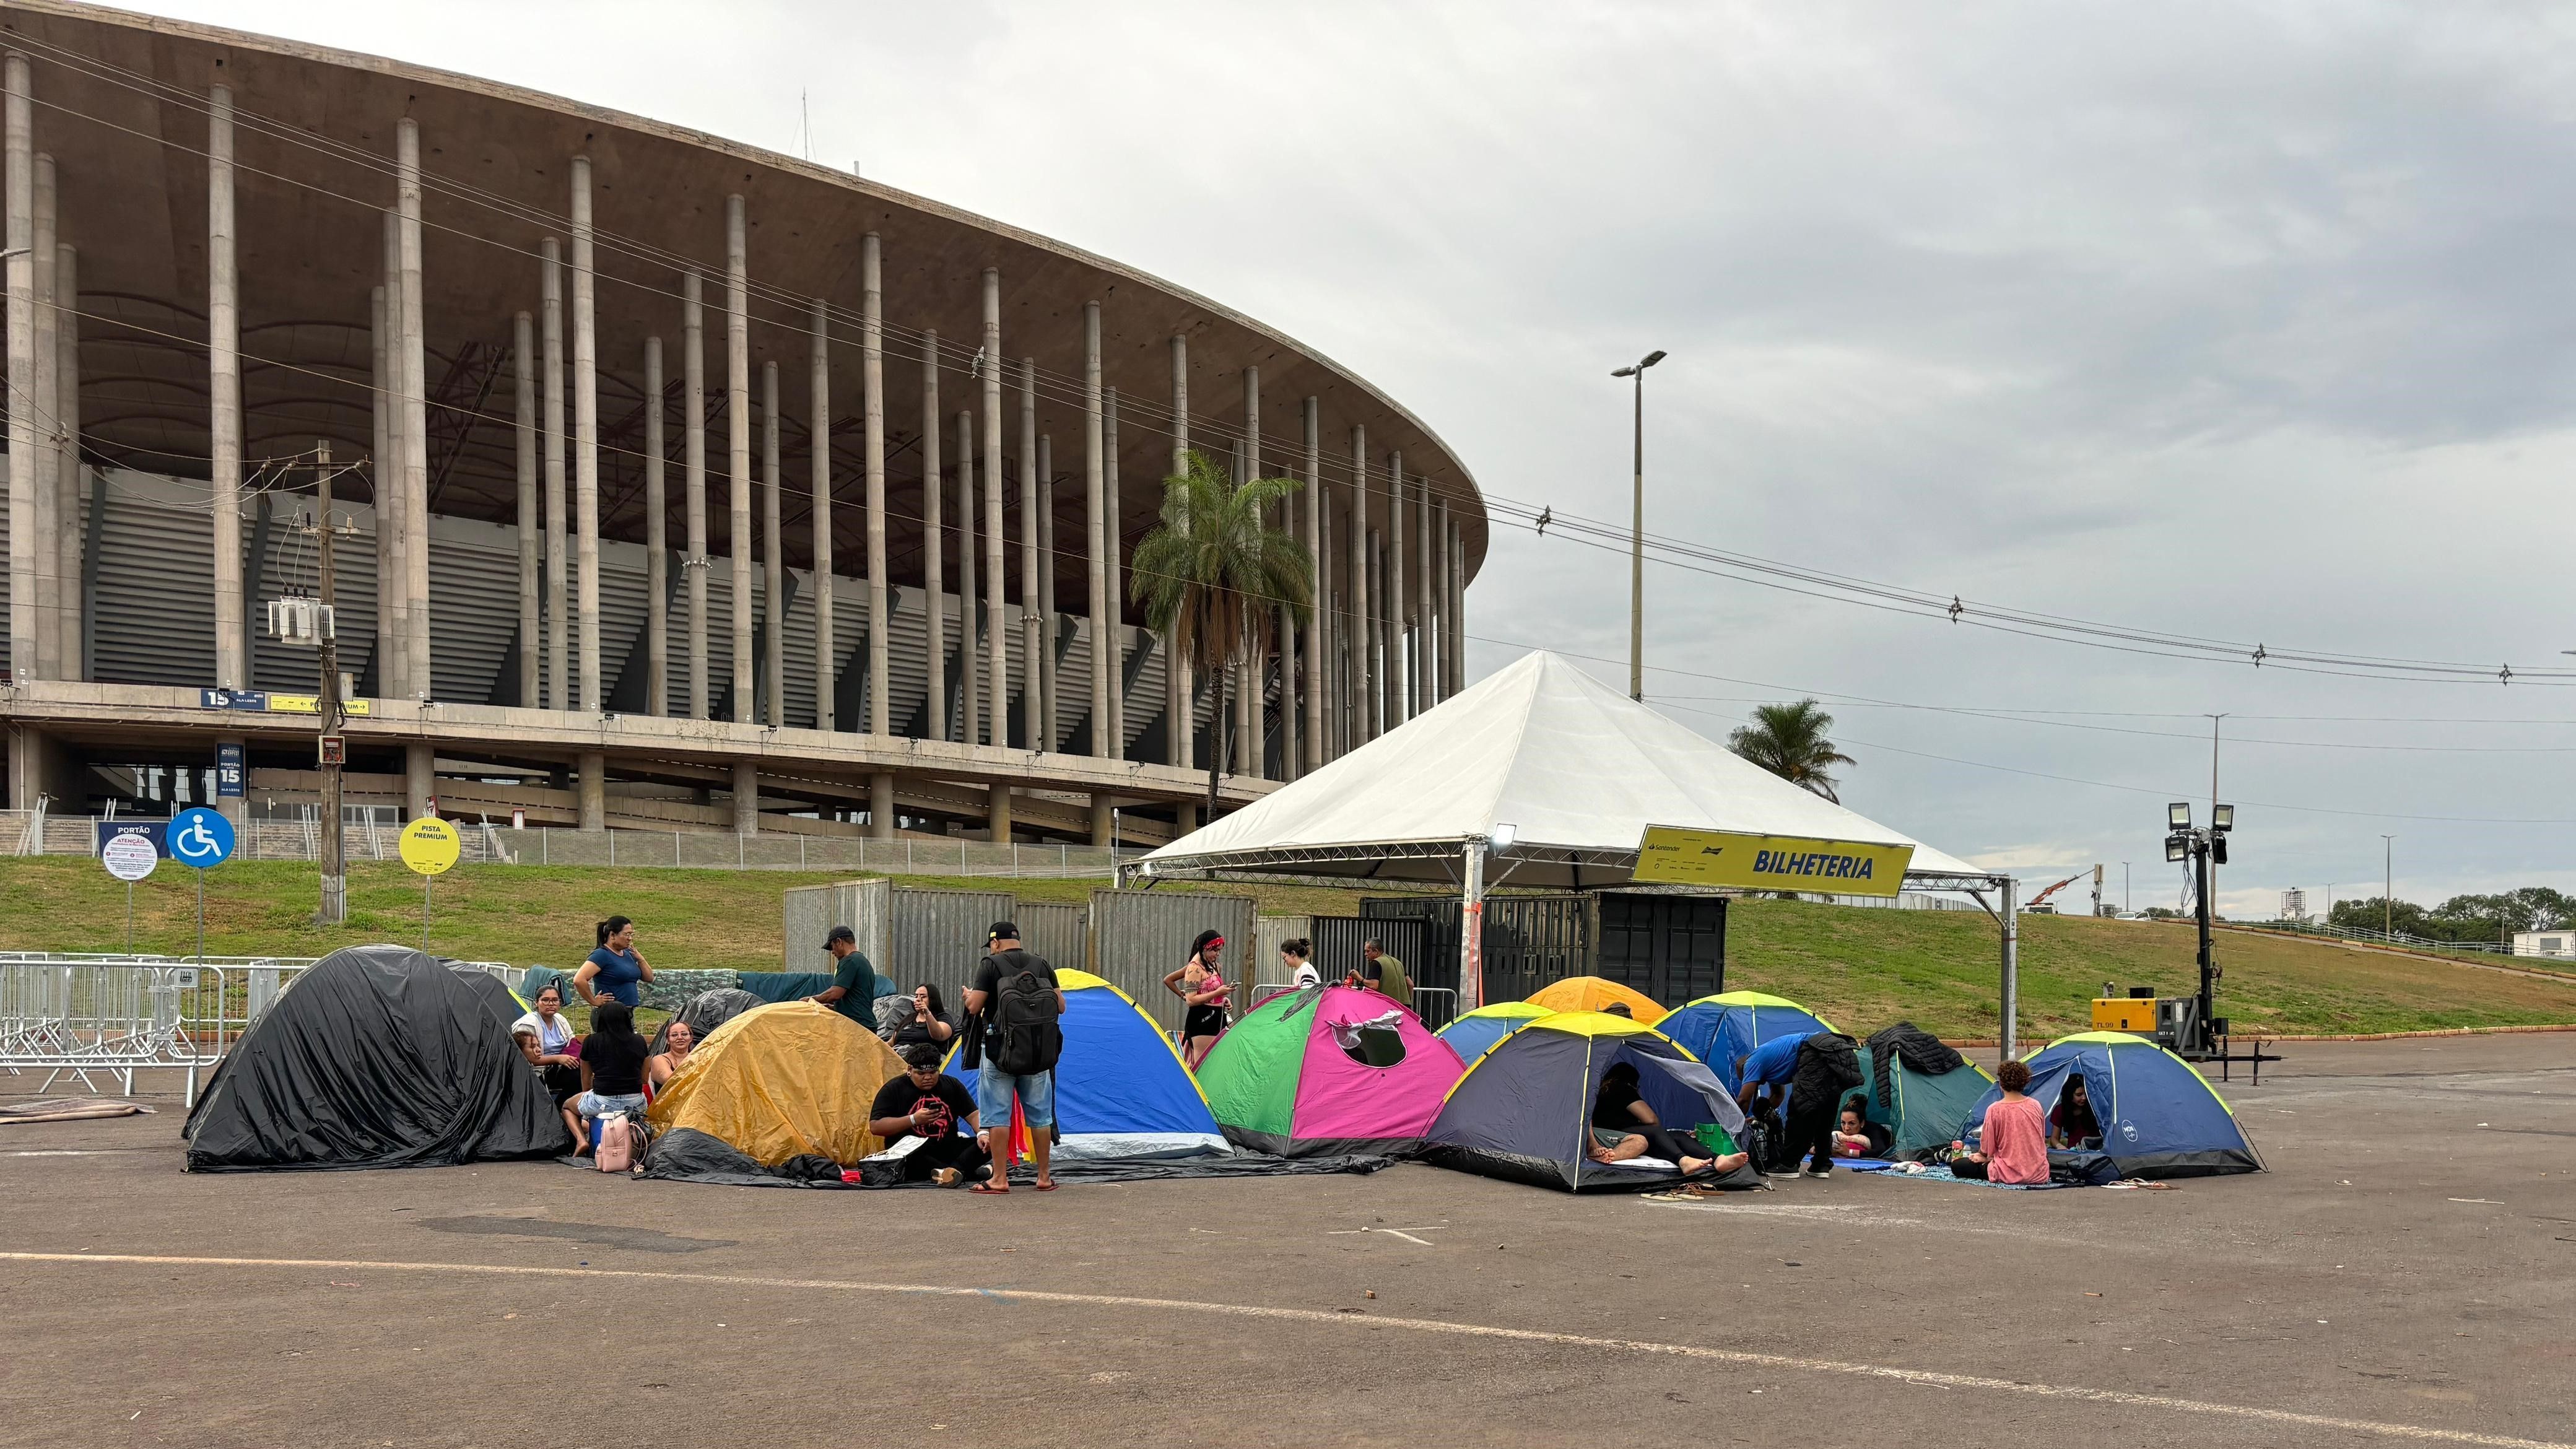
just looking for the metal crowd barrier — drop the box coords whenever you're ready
[0,952,516,1105]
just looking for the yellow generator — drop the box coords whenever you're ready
[2092,989,2161,1033]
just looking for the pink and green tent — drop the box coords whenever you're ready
[1196,984,1466,1157]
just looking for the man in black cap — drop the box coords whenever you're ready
[809,925,879,1029]
[960,921,1065,1193]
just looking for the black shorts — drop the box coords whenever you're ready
[1184,1005,1227,1040]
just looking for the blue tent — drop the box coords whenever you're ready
[942,969,1225,1161]
[1434,1001,1555,1068]
[1965,1032,2261,1178]
[1658,991,1837,1092]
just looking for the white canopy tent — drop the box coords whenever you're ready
[1135,651,2026,1046]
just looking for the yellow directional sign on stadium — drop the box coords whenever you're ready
[1634,825,1913,898]
[398,816,461,876]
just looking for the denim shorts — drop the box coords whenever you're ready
[976,1062,1055,1129]
[575,1091,646,1120]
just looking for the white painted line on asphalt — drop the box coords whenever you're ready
[1,1250,2563,1449]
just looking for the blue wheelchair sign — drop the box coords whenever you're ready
[168,807,235,869]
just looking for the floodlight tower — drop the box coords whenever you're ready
[2164,802,2234,1056]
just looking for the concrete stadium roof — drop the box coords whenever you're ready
[0,0,1487,619]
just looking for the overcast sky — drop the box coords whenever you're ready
[157,1,2576,916]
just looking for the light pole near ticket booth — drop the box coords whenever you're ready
[314,440,348,925]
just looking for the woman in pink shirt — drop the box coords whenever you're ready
[1955,1058,2051,1185]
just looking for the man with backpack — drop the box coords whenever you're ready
[960,921,1066,1194]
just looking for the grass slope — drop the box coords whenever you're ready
[1726,898,2576,1040]
[4,861,2569,1039]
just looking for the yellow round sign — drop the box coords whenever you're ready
[398,816,462,876]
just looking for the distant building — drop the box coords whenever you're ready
[2279,888,2308,923]
[2511,931,2576,959]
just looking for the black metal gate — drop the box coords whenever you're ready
[1595,892,1728,1005]
[1358,894,1592,1024]
[1308,915,1428,1006]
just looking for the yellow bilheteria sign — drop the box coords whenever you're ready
[398,816,462,876]
[1634,825,1914,897]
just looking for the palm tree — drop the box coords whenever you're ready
[1728,698,1856,803]
[1130,448,1313,816]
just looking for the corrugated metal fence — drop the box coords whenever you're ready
[1093,889,1256,1034]
[778,879,892,977]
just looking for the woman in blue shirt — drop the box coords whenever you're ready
[573,915,653,1008]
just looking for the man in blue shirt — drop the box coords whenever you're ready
[1733,1031,1809,1172]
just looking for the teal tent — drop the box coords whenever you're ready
[1853,1022,1993,1157]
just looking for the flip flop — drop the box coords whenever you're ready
[968,1181,1011,1195]
[1033,1180,1060,1192]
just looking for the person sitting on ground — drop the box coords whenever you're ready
[2049,1074,2102,1149]
[1951,1059,2050,1185]
[1360,939,1412,1011]
[645,1019,696,1094]
[573,916,652,1009]
[1586,1061,1743,1178]
[513,984,583,1106]
[562,1001,650,1155]
[866,1044,989,1187]
[889,983,956,1052]
[1281,938,1321,990]
[1832,1097,1893,1159]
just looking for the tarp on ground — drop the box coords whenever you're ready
[1962,1032,2263,1178]
[1195,983,1466,1156]
[939,968,1227,1161]
[1139,650,1982,887]
[639,1126,1397,1188]
[1526,976,1669,1026]
[183,944,572,1172]
[645,1001,907,1167]
[1424,1011,1761,1193]
[1435,1001,1555,1066]
[1658,991,1837,1092]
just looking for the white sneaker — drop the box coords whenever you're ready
[1802,1168,1832,1179]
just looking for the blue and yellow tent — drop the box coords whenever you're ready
[1424,1011,1752,1191]
[1657,990,1837,1092]
[943,969,1225,1161]
[1434,1001,1555,1067]
[1965,1031,2261,1178]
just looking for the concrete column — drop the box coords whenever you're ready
[1089,792,1113,847]
[682,272,708,720]
[396,119,431,698]
[809,297,835,731]
[406,741,432,819]
[1388,456,1406,726]
[762,359,784,727]
[513,310,537,707]
[1017,357,1040,749]
[54,240,77,678]
[540,237,567,709]
[1166,334,1188,770]
[980,272,1007,747]
[2,53,30,682]
[207,90,242,690]
[373,285,397,694]
[1347,427,1370,742]
[732,759,758,835]
[571,156,601,712]
[577,750,606,831]
[380,212,409,695]
[726,196,754,723]
[1301,398,1323,771]
[30,153,57,681]
[1370,526,1388,735]
[987,781,1012,842]
[1417,474,1434,710]
[920,329,944,742]
[644,336,668,715]
[1447,508,1465,696]
[1083,303,1109,758]
[955,407,979,745]
[1104,385,1123,759]
[1321,474,1338,759]
[862,235,890,739]
[1037,430,1057,751]
[1242,368,1261,780]
[869,772,894,840]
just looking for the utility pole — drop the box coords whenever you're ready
[2381,835,2395,940]
[1610,349,1664,700]
[315,440,346,925]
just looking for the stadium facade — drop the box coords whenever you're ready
[0,1,1482,848]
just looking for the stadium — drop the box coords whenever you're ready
[0,0,1484,850]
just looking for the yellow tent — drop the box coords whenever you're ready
[1525,976,1668,1027]
[646,1001,907,1165]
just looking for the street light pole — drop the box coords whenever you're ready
[1610,349,1664,701]
[2381,834,2395,939]
[315,440,346,926]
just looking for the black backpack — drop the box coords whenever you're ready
[984,950,1063,1076]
